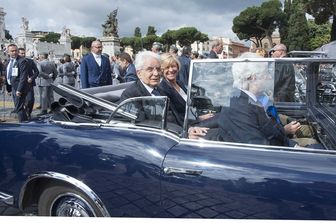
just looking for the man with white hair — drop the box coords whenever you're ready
[193,52,295,146]
[219,52,294,146]
[208,39,223,59]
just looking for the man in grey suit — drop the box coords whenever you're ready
[36,53,57,115]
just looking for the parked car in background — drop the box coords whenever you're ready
[1,58,336,219]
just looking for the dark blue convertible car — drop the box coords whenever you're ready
[1,58,336,219]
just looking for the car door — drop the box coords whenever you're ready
[161,140,336,219]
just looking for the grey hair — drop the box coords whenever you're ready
[232,52,268,89]
[210,39,223,49]
[134,51,161,71]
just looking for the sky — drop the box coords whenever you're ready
[1,0,269,40]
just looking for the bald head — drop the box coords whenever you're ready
[271,43,287,58]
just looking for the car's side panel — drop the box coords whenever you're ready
[161,140,336,219]
[0,121,178,217]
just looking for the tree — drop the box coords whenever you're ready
[307,19,331,50]
[146,26,157,36]
[286,0,310,51]
[279,0,292,46]
[161,30,177,50]
[39,32,61,43]
[233,7,265,47]
[71,36,81,50]
[174,27,208,47]
[305,0,336,41]
[81,37,96,48]
[134,27,142,38]
[142,35,161,50]
[232,0,283,47]
[5,29,13,40]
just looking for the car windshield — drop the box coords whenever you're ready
[187,59,280,124]
[185,58,336,147]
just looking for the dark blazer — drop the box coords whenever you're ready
[177,55,191,88]
[123,63,137,82]
[219,89,293,146]
[274,61,295,102]
[119,80,182,126]
[6,56,29,94]
[208,50,218,59]
[26,58,39,86]
[159,79,187,124]
[80,53,112,88]
[199,89,293,146]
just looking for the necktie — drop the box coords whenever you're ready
[152,88,160,96]
[7,58,14,81]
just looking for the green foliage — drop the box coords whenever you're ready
[174,27,208,47]
[134,27,142,37]
[161,30,177,49]
[305,0,336,41]
[39,32,61,43]
[120,37,135,48]
[287,0,310,51]
[71,36,81,50]
[80,37,96,48]
[142,35,161,50]
[307,19,331,50]
[146,26,157,36]
[279,0,291,46]
[232,0,283,47]
[5,29,13,40]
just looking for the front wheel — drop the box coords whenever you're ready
[38,185,102,216]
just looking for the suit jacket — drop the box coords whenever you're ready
[80,53,112,88]
[208,50,218,59]
[274,61,295,102]
[26,58,39,86]
[36,59,58,87]
[159,78,187,124]
[123,63,137,82]
[62,62,76,85]
[119,80,181,126]
[177,55,191,88]
[216,89,292,146]
[5,56,29,94]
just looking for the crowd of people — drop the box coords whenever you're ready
[0,39,321,148]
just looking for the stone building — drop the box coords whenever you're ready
[192,37,250,58]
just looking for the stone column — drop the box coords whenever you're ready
[0,7,6,43]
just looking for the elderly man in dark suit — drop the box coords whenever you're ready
[119,51,181,125]
[5,44,29,122]
[208,39,223,59]
[80,40,112,88]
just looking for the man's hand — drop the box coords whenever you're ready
[28,77,32,83]
[284,121,301,135]
[188,127,209,139]
[16,91,22,97]
[49,73,53,78]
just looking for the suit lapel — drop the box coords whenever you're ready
[136,80,151,96]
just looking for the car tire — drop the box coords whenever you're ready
[38,185,102,217]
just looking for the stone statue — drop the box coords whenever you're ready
[102,9,118,37]
[21,17,29,32]
[61,25,71,38]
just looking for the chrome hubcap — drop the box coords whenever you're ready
[52,196,94,217]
